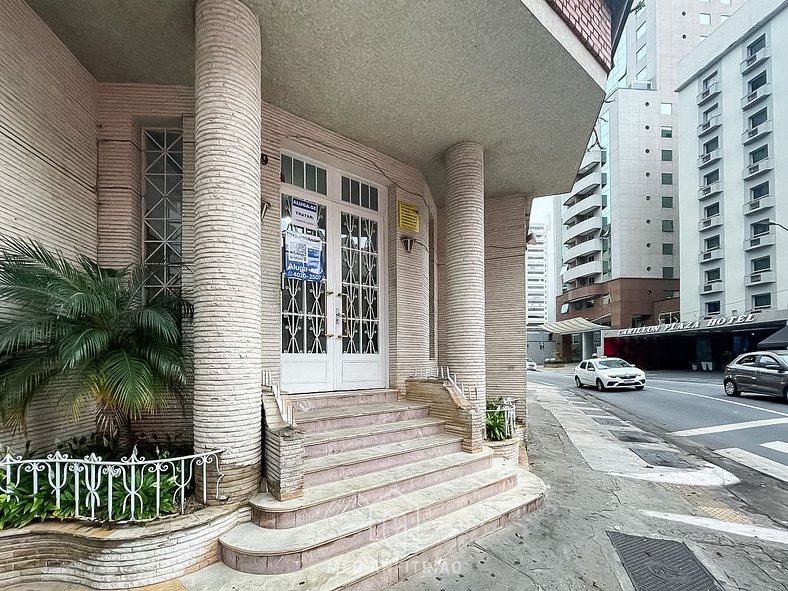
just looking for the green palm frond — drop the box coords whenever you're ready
[0,238,191,441]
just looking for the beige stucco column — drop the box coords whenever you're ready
[443,141,486,412]
[193,0,263,501]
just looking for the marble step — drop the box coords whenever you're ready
[304,434,463,487]
[220,461,520,574]
[304,417,447,460]
[252,449,494,529]
[296,402,431,434]
[186,467,546,590]
[291,389,399,413]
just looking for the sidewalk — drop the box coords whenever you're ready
[389,384,788,591]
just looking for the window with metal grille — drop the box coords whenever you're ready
[143,129,183,302]
[281,154,328,195]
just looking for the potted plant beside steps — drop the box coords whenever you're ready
[484,397,521,462]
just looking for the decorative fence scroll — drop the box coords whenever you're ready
[0,448,223,525]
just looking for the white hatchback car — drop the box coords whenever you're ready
[526,358,537,371]
[574,357,645,391]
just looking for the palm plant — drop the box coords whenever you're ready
[0,238,192,450]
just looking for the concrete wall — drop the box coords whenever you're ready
[0,0,98,452]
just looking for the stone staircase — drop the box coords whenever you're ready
[214,389,545,589]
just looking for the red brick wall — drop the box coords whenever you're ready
[546,0,613,71]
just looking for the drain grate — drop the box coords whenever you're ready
[610,430,660,443]
[608,531,723,591]
[631,447,693,469]
[593,417,626,426]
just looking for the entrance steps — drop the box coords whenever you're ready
[216,389,545,587]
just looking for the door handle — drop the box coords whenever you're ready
[339,292,350,338]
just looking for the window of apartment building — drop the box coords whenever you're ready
[636,1,645,17]
[705,235,720,250]
[602,294,611,305]
[703,169,719,185]
[660,102,673,115]
[749,145,768,164]
[751,181,769,200]
[662,267,674,279]
[704,202,720,218]
[560,303,569,314]
[720,0,731,4]
[752,220,770,237]
[699,13,711,26]
[752,256,771,272]
[662,220,674,232]
[661,126,673,138]
[753,293,772,309]
[747,34,766,57]
[703,105,718,122]
[703,137,719,154]
[749,71,767,93]
[661,149,673,161]
[341,176,379,210]
[661,173,673,185]
[721,15,729,23]
[702,71,717,90]
[749,108,768,129]
[705,268,721,283]
[699,35,707,43]
[662,243,674,255]
[637,66,649,81]
[282,154,328,195]
[573,301,584,311]
[662,196,673,208]
[706,301,721,315]
[636,23,646,42]
[636,45,647,63]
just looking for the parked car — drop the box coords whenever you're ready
[723,350,788,402]
[526,358,537,371]
[574,357,645,391]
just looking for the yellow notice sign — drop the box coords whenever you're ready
[398,201,420,232]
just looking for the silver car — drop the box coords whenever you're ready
[724,350,788,402]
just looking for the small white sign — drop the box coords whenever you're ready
[291,197,319,230]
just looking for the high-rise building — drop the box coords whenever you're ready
[551,0,741,360]
[526,222,549,326]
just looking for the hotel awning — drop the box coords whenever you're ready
[757,325,788,349]
[540,318,608,335]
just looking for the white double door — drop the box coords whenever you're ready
[280,191,386,393]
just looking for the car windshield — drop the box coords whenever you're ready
[596,359,631,369]
[777,354,788,366]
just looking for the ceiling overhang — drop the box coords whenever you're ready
[28,0,610,204]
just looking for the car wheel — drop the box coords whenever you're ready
[783,386,788,404]
[596,379,606,392]
[724,379,740,397]
[575,376,583,388]
[635,385,644,390]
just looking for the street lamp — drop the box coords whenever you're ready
[767,220,788,233]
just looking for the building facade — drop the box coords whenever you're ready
[0,0,627,587]
[526,221,558,363]
[551,0,740,360]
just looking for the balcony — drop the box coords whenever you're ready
[741,83,772,110]
[745,270,776,287]
[741,47,770,75]
[697,115,721,137]
[697,81,721,105]
[565,238,603,263]
[697,149,722,168]
[743,158,774,181]
[742,120,773,145]
[697,181,723,200]
[562,260,603,284]
[564,216,602,244]
[744,232,776,251]
[698,214,723,232]
[698,248,724,263]
[570,171,601,197]
[701,281,724,295]
[743,194,775,215]
[562,193,602,224]
[577,149,602,175]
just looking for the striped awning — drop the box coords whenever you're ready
[539,318,608,335]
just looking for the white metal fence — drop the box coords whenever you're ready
[0,448,223,524]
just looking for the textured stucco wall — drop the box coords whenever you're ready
[0,0,98,452]
[485,196,529,422]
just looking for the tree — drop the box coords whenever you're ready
[0,239,192,450]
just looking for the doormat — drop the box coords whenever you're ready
[607,531,723,591]
[631,447,693,469]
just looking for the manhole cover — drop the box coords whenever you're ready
[608,531,723,591]
[593,417,626,426]
[610,430,660,443]
[632,447,693,469]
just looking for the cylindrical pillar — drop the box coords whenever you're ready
[193,0,262,501]
[444,141,486,411]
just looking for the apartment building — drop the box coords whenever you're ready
[552,0,740,360]
[526,222,550,326]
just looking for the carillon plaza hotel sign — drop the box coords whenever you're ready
[615,313,757,337]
